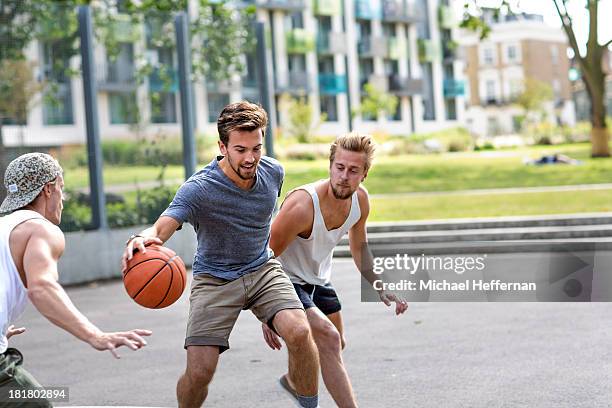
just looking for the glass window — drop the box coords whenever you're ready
[208,93,230,123]
[109,92,138,124]
[320,95,338,121]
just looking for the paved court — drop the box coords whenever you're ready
[8,259,612,407]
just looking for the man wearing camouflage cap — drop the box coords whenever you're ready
[0,153,152,406]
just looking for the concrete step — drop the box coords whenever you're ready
[340,224,612,246]
[333,238,612,257]
[364,213,612,234]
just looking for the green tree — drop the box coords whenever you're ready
[281,95,327,143]
[515,77,554,127]
[354,83,398,120]
[461,0,612,157]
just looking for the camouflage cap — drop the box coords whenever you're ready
[0,153,63,214]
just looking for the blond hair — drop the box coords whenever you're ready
[329,133,375,172]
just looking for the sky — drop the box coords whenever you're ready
[456,0,612,54]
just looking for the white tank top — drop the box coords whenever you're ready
[0,210,45,353]
[278,182,361,286]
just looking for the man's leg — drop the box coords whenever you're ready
[306,308,357,408]
[327,310,347,349]
[177,346,220,408]
[272,309,320,400]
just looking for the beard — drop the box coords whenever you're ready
[331,183,355,200]
[227,155,257,180]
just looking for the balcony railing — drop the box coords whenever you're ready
[361,74,388,93]
[358,36,388,58]
[96,61,136,92]
[443,79,466,97]
[207,78,241,93]
[438,5,455,29]
[317,31,348,55]
[388,74,423,95]
[318,74,347,95]
[286,29,316,53]
[276,71,312,94]
[418,39,439,63]
[315,0,341,16]
[382,0,420,23]
[355,0,381,20]
[149,67,178,93]
[387,38,406,60]
[257,0,306,11]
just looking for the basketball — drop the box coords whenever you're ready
[123,244,187,309]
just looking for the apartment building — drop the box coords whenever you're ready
[3,0,465,148]
[460,10,575,138]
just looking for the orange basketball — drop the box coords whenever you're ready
[123,244,187,309]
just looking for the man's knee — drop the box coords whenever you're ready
[185,362,216,387]
[316,322,342,353]
[282,320,313,347]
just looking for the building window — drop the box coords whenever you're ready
[208,93,229,123]
[387,99,401,121]
[41,40,74,125]
[483,47,495,65]
[507,45,517,63]
[151,92,177,124]
[109,92,138,124]
[485,80,496,103]
[320,95,338,121]
[551,45,559,64]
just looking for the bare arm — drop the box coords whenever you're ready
[348,187,407,315]
[270,190,313,257]
[121,215,181,270]
[26,222,151,357]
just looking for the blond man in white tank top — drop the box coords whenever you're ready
[0,153,151,406]
[262,134,408,408]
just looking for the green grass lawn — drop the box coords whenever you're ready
[369,189,612,222]
[64,143,612,194]
[63,142,612,221]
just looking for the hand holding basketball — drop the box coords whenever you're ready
[123,244,187,309]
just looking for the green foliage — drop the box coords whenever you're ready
[281,95,327,143]
[515,78,553,121]
[60,186,176,232]
[354,83,398,120]
[0,60,45,125]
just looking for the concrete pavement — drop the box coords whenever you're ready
[8,259,612,407]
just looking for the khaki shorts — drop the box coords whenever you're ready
[185,258,303,352]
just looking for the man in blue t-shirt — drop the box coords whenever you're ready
[121,102,319,408]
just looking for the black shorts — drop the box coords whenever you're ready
[293,282,342,315]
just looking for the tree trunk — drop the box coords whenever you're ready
[586,57,610,157]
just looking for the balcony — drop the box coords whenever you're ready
[442,40,460,60]
[257,0,306,11]
[443,79,465,97]
[207,78,241,93]
[382,0,420,23]
[438,5,455,29]
[355,0,381,20]
[358,36,388,58]
[315,0,341,16]
[388,74,423,96]
[317,31,348,55]
[286,29,316,53]
[387,38,406,60]
[318,74,347,95]
[149,67,178,93]
[276,71,312,94]
[418,39,439,63]
[109,14,139,43]
[361,74,388,93]
[96,61,136,92]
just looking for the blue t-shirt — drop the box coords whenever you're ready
[161,155,284,280]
